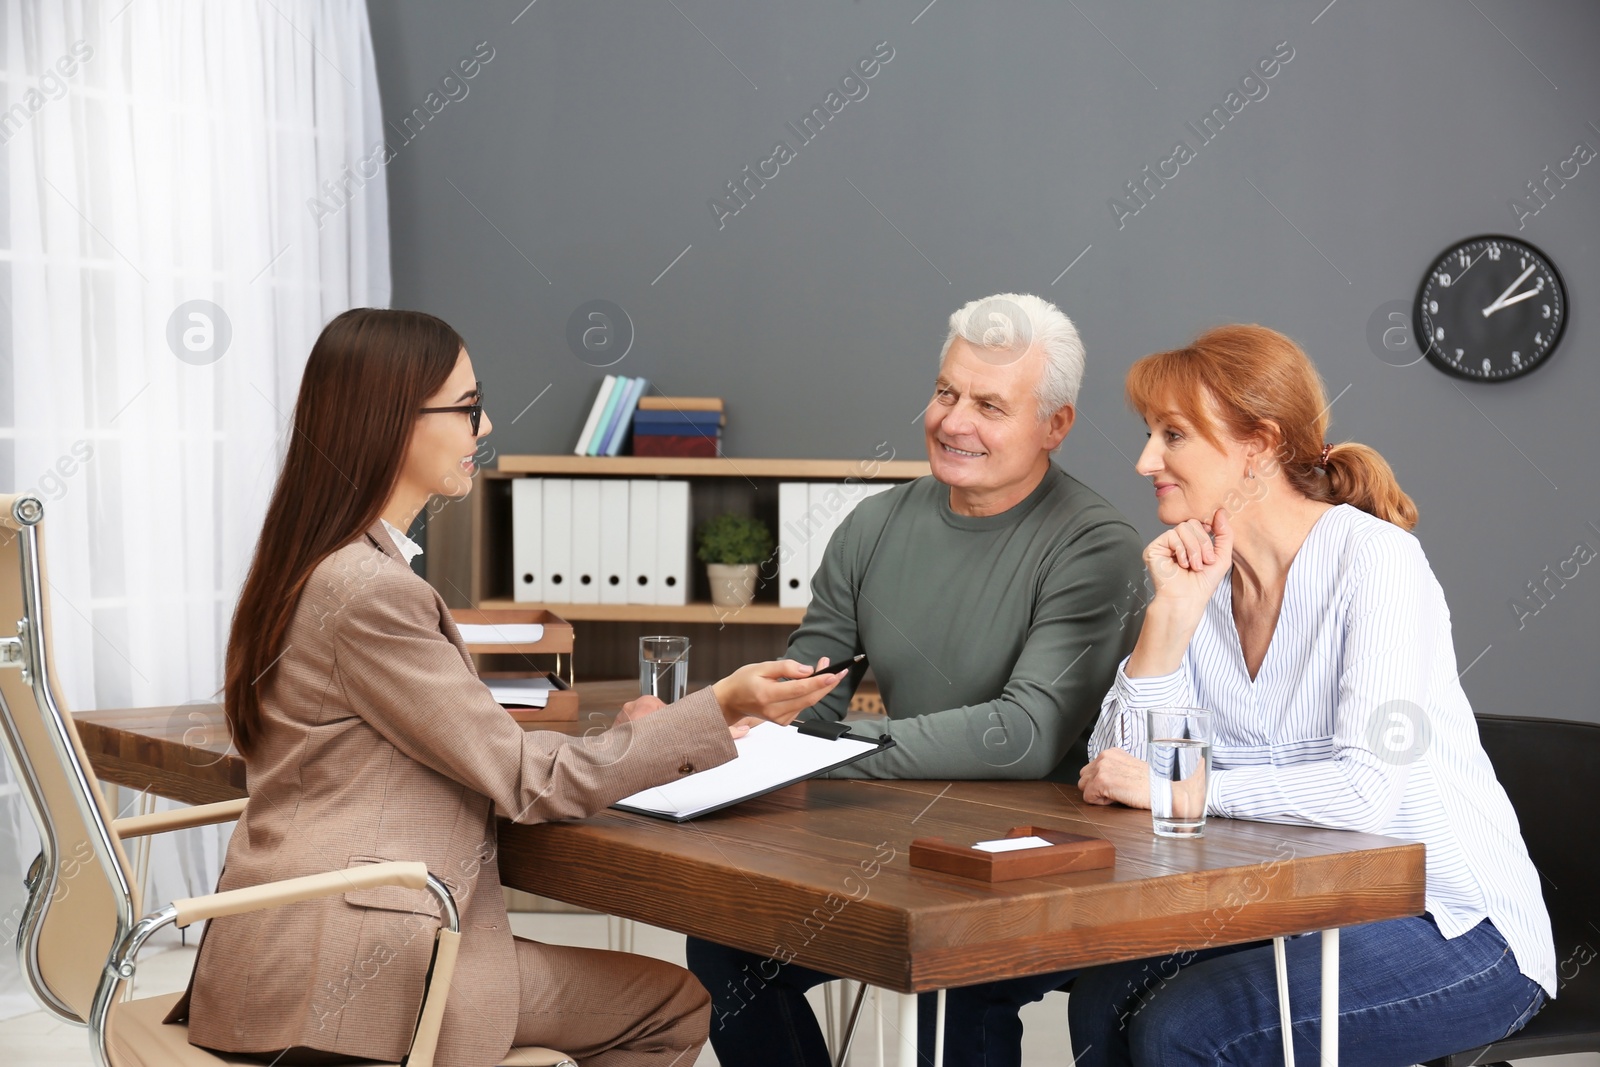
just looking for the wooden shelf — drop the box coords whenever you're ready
[477,599,805,625]
[490,455,930,479]
[426,452,929,674]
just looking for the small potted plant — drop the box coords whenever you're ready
[696,513,773,608]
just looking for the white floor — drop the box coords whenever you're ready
[1,912,1592,1067]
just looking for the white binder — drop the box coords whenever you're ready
[542,479,573,603]
[599,479,631,604]
[628,479,659,604]
[570,479,602,603]
[511,478,543,603]
[807,483,851,588]
[656,480,692,606]
[857,481,893,506]
[778,482,810,608]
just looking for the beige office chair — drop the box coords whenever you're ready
[0,493,574,1067]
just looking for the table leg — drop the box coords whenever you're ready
[1273,936,1295,1067]
[933,989,946,1067]
[897,990,917,1067]
[875,988,885,1067]
[834,981,869,1067]
[824,982,837,1053]
[1321,928,1339,1066]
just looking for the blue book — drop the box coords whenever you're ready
[602,376,649,456]
[632,410,726,429]
[587,376,630,456]
[633,423,724,437]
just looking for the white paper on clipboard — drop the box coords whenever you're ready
[612,721,892,821]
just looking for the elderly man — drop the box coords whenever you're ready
[686,293,1145,1067]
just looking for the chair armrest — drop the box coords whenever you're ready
[112,798,247,839]
[169,860,429,928]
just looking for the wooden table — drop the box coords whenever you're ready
[79,684,1425,1065]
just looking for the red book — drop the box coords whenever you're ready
[632,434,720,457]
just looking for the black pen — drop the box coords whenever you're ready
[813,653,866,675]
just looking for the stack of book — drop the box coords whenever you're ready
[631,397,725,457]
[573,375,649,456]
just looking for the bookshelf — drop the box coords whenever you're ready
[424,454,930,680]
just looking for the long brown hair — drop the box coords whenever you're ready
[223,308,465,756]
[1126,324,1418,530]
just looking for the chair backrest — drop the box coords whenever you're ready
[0,493,140,1024]
[1476,713,1600,989]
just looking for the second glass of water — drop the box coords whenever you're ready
[1147,707,1211,838]
[640,635,690,703]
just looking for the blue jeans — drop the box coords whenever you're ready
[1067,915,1547,1066]
[685,936,1072,1067]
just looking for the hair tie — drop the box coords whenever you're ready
[1319,442,1333,467]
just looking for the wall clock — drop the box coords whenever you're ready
[1414,235,1566,381]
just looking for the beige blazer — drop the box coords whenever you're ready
[178,520,736,1066]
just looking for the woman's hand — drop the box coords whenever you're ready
[616,695,667,725]
[727,716,763,740]
[711,658,846,728]
[1125,508,1234,678]
[1145,508,1234,608]
[1078,748,1151,808]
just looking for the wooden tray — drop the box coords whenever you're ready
[909,824,1114,882]
[452,607,575,654]
[454,607,577,723]
[481,669,579,723]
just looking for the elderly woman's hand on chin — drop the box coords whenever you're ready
[1146,506,1235,608]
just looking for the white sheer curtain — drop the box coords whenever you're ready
[0,0,389,1018]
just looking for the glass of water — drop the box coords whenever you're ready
[639,636,690,703]
[1147,707,1211,837]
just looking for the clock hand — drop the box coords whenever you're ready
[1481,264,1537,317]
[1485,287,1542,314]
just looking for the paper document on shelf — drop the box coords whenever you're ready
[487,677,556,708]
[613,721,889,821]
[458,623,545,644]
[972,836,1055,853]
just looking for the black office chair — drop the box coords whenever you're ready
[1426,713,1600,1066]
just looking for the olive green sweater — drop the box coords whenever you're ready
[791,465,1144,781]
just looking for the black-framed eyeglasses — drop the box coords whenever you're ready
[419,381,483,435]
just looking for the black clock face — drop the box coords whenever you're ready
[1414,236,1566,382]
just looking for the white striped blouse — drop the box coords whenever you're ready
[1088,503,1556,995]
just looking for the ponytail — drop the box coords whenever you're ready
[1322,442,1417,531]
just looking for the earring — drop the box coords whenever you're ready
[1246,465,1255,480]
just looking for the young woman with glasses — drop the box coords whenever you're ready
[175,308,844,1067]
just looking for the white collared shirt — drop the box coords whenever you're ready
[1088,504,1556,995]
[380,518,424,565]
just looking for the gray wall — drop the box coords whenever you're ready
[367,1,1599,724]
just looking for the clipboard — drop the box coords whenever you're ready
[612,720,896,822]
